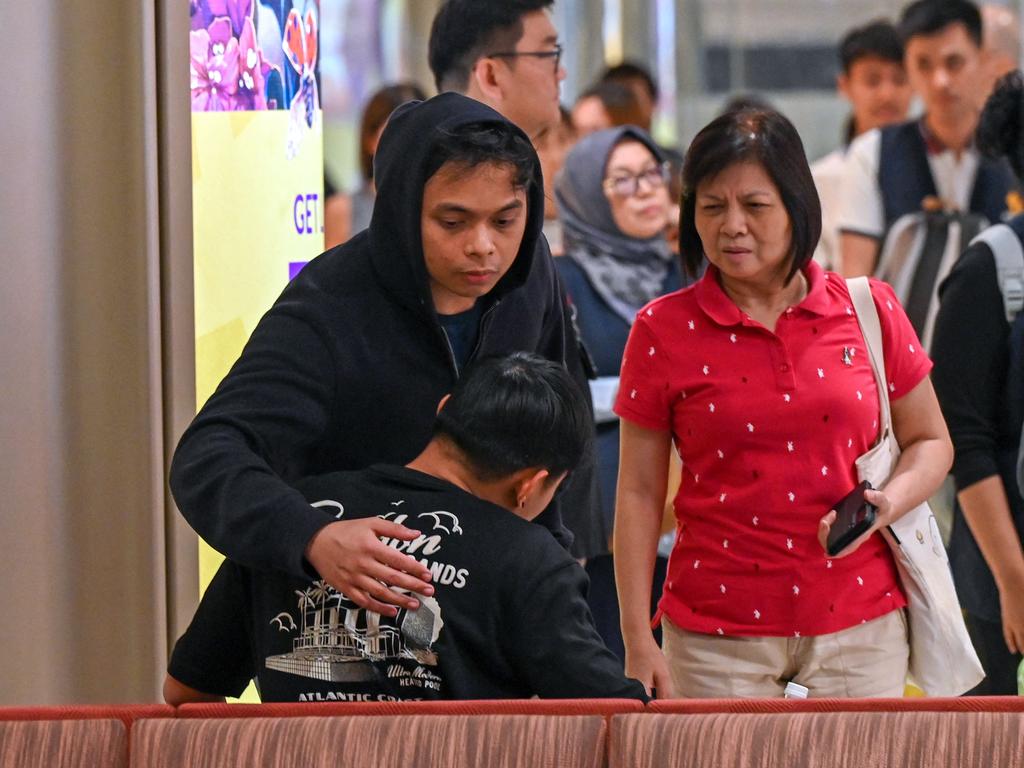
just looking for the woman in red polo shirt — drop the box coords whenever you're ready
[613,107,953,699]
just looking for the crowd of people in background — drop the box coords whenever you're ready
[170,0,1024,704]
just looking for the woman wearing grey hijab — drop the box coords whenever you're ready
[554,125,692,661]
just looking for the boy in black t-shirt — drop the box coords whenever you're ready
[165,354,647,703]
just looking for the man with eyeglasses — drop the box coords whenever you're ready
[429,1,566,140]
[427,1,609,567]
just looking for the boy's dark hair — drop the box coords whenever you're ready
[600,60,659,100]
[359,82,427,181]
[429,0,555,93]
[679,108,821,281]
[977,69,1024,180]
[434,352,591,482]
[840,20,905,73]
[576,81,646,127]
[898,0,982,47]
[424,121,538,191]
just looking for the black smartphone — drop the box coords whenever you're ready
[826,480,878,556]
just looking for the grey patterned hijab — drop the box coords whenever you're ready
[554,126,674,323]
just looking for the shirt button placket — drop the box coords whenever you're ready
[770,338,796,391]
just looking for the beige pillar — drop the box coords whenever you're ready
[0,0,169,704]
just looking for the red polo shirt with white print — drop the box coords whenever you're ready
[615,261,930,637]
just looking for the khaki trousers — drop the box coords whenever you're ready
[662,610,909,698]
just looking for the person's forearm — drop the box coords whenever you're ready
[614,489,664,643]
[170,427,335,578]
[881,436,953,521]
[162,674,226,706]
[958,475,1024,592]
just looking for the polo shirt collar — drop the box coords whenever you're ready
[695,260,830,326]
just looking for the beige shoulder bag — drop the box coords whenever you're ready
[847,276,984,697]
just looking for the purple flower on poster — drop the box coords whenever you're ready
[190,0,252,36]
[190,0,225,31]
[189,0,317,114]
[235,17,272,110]
[223,0,253,37]
[190,17,240,111]
[190,0,212,31]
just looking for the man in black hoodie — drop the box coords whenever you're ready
[165,354,647,704]
[170,94,599,617]
[428,1,607,562]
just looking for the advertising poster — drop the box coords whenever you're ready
[190,0,324,595]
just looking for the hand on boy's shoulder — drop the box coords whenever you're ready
[305,518,435,617]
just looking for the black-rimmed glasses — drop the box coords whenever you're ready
[602,163,671,198]
[487,43,563,74]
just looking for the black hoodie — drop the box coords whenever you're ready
[170,93,602,578]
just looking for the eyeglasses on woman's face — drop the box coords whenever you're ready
[603,163,670,198]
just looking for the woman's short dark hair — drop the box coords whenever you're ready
[359,83,427,181]
[977,69,1024,180]
[424,121,538,192]
[434,352,592,482]
[678,107,821,281]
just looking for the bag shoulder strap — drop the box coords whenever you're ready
[970,223,1024,323]
[847,276,893,434]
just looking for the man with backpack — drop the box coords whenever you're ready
[838,0,1016,350]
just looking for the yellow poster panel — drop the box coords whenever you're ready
[192,109,323,581]
[191,109,323,702]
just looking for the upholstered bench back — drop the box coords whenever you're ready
[0,718,127,768]
[610,711,1024,768]
[131,714,607,768]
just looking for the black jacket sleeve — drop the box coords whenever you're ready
[932,245,1009,490]
[504,544,649,701]
[167,562,256,698]
[169,310,338,579]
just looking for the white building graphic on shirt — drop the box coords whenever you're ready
[265,579,443,683]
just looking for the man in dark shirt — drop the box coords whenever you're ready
[429,1,608,561]
[170,94,599,620]
[165,354,647,703]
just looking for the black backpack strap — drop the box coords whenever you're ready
[878,121,937,228]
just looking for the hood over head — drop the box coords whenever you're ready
[367,92,546,314]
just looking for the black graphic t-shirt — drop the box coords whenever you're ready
[168,465,647,702]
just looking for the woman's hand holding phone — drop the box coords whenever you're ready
[817,481,893,558]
